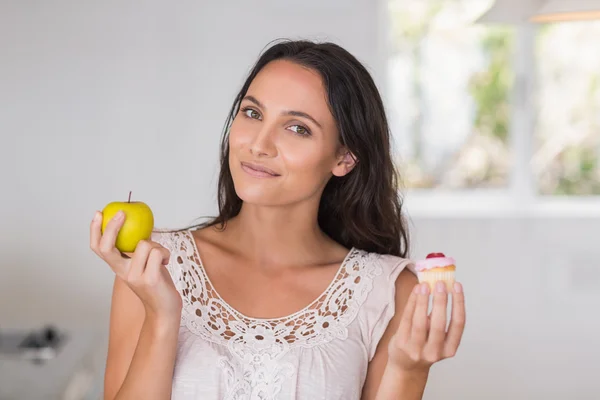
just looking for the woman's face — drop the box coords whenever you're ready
[228,60,354,207]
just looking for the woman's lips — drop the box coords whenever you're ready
[240,161,280,178]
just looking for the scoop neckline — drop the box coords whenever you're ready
[185,229,358,323]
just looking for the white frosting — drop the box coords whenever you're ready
[415,256,455,272]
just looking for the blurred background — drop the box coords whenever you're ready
[1,0,599,399]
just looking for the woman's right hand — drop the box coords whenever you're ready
[90,210,183,323]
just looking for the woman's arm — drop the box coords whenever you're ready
[361,270,423,398]
[91,211,183,400]
[104,277,181,400]
[362,270,466,400]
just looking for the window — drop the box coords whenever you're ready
[534,21,600,196]
[387,0,600,208]
[388,0,515,189]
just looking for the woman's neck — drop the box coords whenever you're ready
[223,201,336,268]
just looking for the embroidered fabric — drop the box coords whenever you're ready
[160,230,383,399]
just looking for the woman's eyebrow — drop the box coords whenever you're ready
[243,95,323,129]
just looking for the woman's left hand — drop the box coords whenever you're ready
[387,281,466,374]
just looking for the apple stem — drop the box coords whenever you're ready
[128,191,132,203]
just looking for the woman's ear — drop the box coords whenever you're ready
[332,148,358,177]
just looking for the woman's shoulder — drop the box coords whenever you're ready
[358,248,416,277]
[350,248,417,306]
[359,249,418,309]
[354,250,417,360]
[375,251,412,266]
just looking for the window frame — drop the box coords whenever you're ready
[379,2,600,218]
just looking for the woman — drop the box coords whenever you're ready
[90,39,466,400]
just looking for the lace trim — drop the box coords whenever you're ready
[163,230,382,399]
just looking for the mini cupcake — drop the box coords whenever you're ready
[415,252,456,291]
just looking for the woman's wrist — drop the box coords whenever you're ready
[144,311,181,337]
[374,364,430,400]
[388,363,430,382]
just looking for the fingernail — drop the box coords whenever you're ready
[413,284,420,294]
[421,283,430,295]
[114,211,124,221]
[454,282,463,293]
[92,211,100,222]
[436,281,446,293]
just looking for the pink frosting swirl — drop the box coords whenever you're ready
[415,256,455,272]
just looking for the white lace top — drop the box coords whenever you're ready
[152,230,415,400]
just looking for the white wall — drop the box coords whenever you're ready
[0,0,384,326]
[409,217,599,399]
[1,1,597,399]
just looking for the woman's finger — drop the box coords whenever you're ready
[410,283,430,349]
[143,247,172,282]
[99,211,125,253]
[128,240,158,281]
[397,284,419,340]
[425,281,448,353]
[444,282,466,358]
[89,211,102,254]
[129,241,170,279]
[97,211,129,274]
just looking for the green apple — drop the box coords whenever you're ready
[101,192,154,253]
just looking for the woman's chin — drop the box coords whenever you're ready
[234,184,282,206]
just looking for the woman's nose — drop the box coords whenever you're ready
[249,124,277,157]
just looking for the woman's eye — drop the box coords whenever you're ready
[240,108,310,136]
[289,125,311,136]
[243,108,261,120]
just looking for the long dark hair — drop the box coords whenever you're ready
[188,39,410,258]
